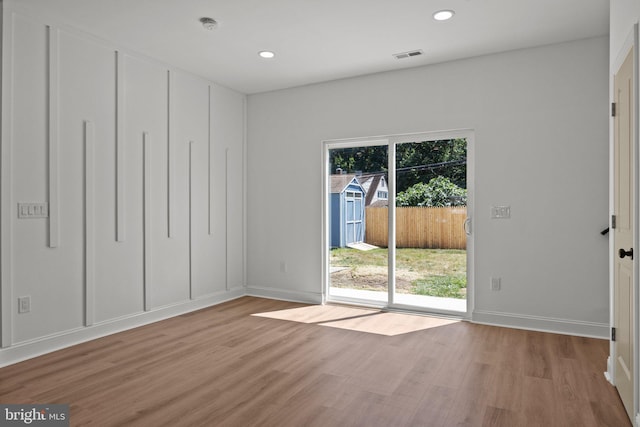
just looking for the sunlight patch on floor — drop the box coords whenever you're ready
[252,304,459,336]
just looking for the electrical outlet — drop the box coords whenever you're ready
[280,261,288,273]
[18,296,31,313]
[490,277,501,291]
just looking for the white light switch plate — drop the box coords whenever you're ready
[491,206,511,219]
[18,202,49,219]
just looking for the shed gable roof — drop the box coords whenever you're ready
[330,174,363,194]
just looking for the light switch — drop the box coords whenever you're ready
[17,202,49,219]
[491,206,511,219]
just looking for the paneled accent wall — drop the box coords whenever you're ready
[0,6,245,355]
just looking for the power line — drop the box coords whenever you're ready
[396,158,466,173]
[357,158,466,177]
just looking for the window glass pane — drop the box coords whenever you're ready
[346,223,355,244]
[394,138,467,312]
[346,200,355,220]
[329,144,389,303]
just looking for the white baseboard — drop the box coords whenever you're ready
[245,286,323,305]
[472,310,609,339]
[0,288,245,368]
[604,356,614,385]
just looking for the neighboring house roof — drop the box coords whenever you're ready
[358,173,388,206]
[330,174,362,193]
[357,174,372,192]
[360,174,382,206]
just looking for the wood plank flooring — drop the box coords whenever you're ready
[0,297,631,426]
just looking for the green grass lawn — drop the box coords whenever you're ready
[330,248,466,299]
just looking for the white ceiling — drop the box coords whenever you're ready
[17,0,609,94]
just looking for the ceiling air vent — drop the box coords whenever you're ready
[393,50,424,60]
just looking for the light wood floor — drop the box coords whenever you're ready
[0,297,631,426]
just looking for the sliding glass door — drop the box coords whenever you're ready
[324,132,473,316]
[327,140,389,305]
[390,137,468,312]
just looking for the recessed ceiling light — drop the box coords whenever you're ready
[258,51,276,59]
[200,17,218,30]
[433,10,455,21]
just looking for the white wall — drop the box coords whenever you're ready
[247,36,610,336]
[0,4,245,365]
[611,0,639,65]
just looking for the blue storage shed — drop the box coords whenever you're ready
[330,174,366,248]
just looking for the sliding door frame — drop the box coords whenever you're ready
[322,138,389,307]
[387,130,474,318]
[322,129,474,318]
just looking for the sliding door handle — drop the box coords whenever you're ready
[464,218,472,236]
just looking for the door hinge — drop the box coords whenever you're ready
[612,102,617,117]
[612,215,617,229]
[612,327,616,342]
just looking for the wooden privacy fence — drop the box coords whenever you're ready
[365,206,467,249]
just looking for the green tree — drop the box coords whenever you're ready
[330,146,388,176]
[329,139,466,194]
[396,139,466,191]
[396,176,467,207]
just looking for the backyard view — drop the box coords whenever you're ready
[329,138,468,308]
[331,248,466,298]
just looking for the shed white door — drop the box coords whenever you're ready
[613,47,635,422]
[345,191,364,244]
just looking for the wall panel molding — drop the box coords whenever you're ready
[1,11,17,347]
[84,120,95,327]
[225,148,229,291]
[243,96,248,288]
[208,85,213,235]
[189,140,195,300]
[143,132,151,311]
[166,70,174,238]
[47,25,60,248]
[115,50,125,242]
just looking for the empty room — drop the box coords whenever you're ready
[0,0,638,425]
